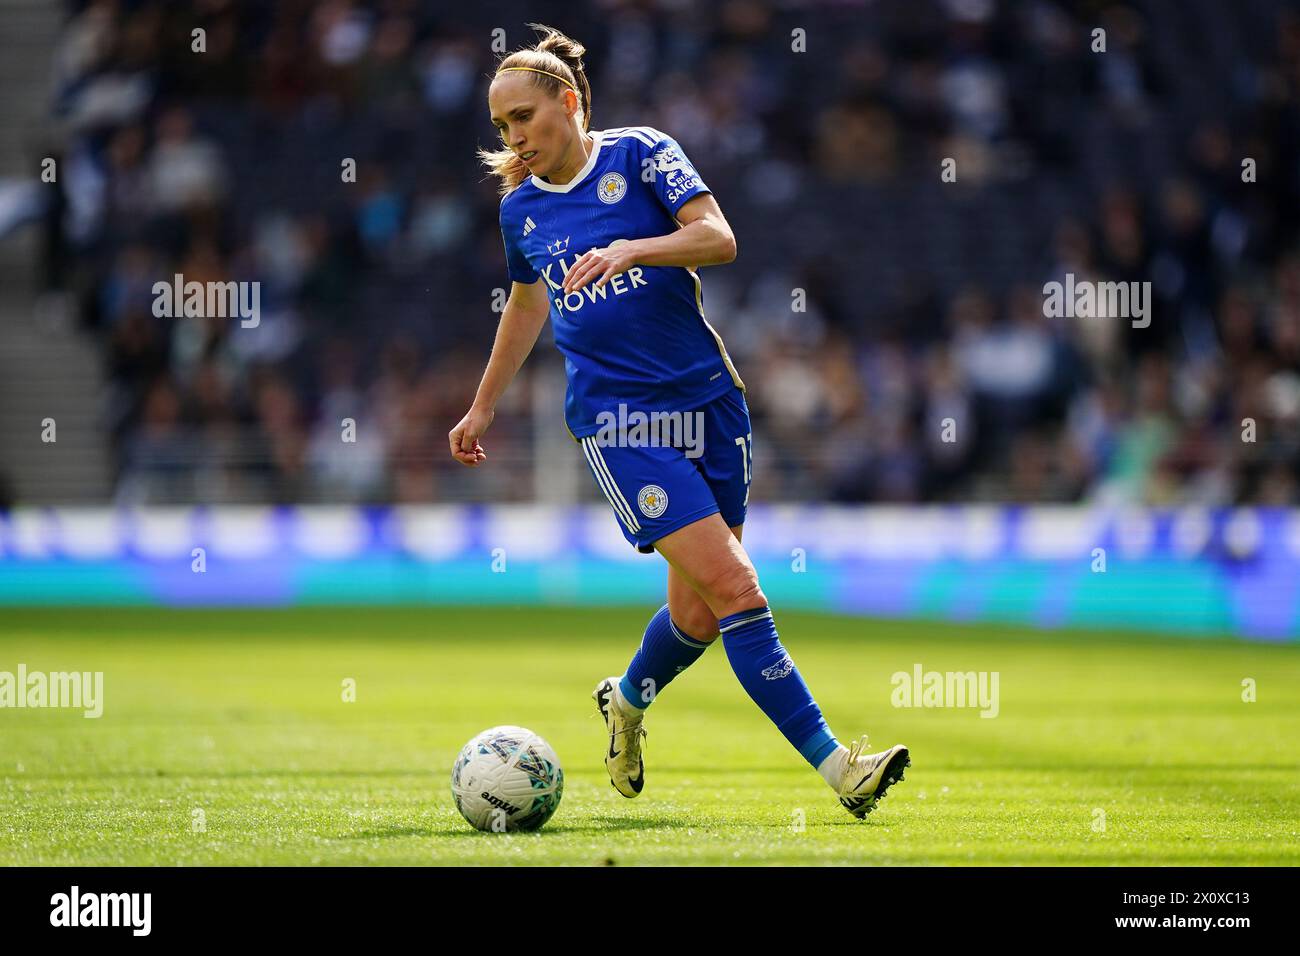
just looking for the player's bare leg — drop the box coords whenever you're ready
[665,523,743,644]
[652,513,764,622]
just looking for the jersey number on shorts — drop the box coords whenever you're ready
[734,432,753,483]
[734,432,753,508]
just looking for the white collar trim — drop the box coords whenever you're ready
[530,130,604,193]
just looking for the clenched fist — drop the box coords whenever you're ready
[448,406,494,466]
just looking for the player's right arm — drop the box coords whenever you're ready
[448,278,550,467]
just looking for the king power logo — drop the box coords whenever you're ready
[541,238,648,314]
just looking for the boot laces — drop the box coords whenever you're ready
[845,735,871,773]
[590,701,648,752]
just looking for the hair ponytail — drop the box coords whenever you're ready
[530,24,592,133]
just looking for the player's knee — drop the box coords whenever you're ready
[710,572,766,622]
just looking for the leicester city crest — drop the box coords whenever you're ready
[597,172,627,204]
[637,485,668,518]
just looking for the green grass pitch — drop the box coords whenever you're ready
[2,606,1297,866]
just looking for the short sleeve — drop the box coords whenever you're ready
[499,204,538,283]
[647,134,711,216]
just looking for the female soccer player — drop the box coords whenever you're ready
[449,24,910,818]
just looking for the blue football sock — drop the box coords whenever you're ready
[718,605,839,768]
[618,603,711,711]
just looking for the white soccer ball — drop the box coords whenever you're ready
[450,725,564,832]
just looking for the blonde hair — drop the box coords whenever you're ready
[479,23,592,198]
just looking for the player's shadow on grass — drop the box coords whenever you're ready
[523,815,692,835]
[411,815,691,839]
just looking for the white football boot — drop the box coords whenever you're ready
[592,677,647,798]
[834,738,910,818]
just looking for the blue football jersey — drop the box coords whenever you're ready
[498,126,746,440]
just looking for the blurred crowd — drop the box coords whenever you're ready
[44,0,1300,504]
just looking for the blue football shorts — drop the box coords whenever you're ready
[579,386,753,554]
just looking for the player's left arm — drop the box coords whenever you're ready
[561,193,736,294]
